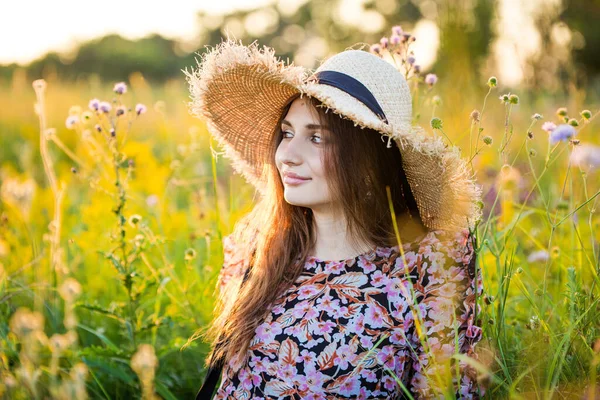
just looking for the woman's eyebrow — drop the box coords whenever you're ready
[281,119,329,130]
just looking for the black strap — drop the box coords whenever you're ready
[195,264,253,399]
[309,70,389,124]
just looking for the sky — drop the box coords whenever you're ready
[0,0,272,64]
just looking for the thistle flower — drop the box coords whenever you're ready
[407,56,416,65]
[430,117,443,129]
[113,82,127,95]
[66,115,79,130]
[185,248,197,261]
[527,249,549,263]
[370,44,382,55]
[549,124,576,144]
[413,65,421,74]
[379,37,389,49]
[424,73,437,86]
[556,107,568,117]
[99,101,112,113]
[532,113,543,120]
[470,109,480,122]
[487,76,497,87]
[59,278,82,302]
[570,144,600,171]
[9,307,44,337]
[135,103,147,115]
[390,34,401,46]
[391,25,403,36]
[541,121,556,133]
[116,106,127,117]
[580,109,592,120]
[82,111,93,121]
[88,98,100,111]
[129,214,142,227]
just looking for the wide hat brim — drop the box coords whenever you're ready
[185,38,483,232]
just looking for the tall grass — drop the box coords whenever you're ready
[0,56,599,399]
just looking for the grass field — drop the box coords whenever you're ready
[1,67,599,399]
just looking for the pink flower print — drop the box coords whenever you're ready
[393,251,417,273]
[315,293,333,308]
[296,369,328,392]
[348,314,366,334]
[278,363,297,381]
[365,304,386,328]
[315,320,336,335]
[293,300,312,318]
[271,304,285,315]
[333,344,356,369]
[382,375,397,391]
[255,321,283,343]
[330,306,348,318]
[370,270,388,287]
[305,257,320,270]
[466,323,482,340]
[238,368,255,391]
[376,345,396,369]
[249,355,268,373]
[296,349,317,366]
[298,285,321,300]
[305,337,324,349]
[359,259,376,273]
[360,335,373,349]
[305,306,319,320]
[360,368,377,383]
[324,261,346,274]
[390,328,407,345]
[338,373,361,396]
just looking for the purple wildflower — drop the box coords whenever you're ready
[407,56,416,65]
[135,103,147,115]
[392,25,403,36]
[65,115,79,130]
[113,82,127,95]
[549,124,576,144]
[379,37,389,49]
[425,73,438,86]
[99,101,112,113]
[89,98,100,111]
[541,121,556,133]
[527,250,549,263]
[570,144,600,171]
[413,65,421,74]
[402,33,412,43]
[370,44,381,55]
[390,34,401,46]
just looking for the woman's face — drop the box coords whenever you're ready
[275,97,333,211]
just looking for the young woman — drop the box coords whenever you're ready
[186,38,486,399]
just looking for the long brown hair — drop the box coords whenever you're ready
[201,93,428,371]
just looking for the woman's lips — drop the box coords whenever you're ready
[283,176,311,185]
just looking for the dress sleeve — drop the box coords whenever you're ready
[215,233,248,296]
[406,229,486,399]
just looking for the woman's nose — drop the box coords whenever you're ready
[278,138,303,165]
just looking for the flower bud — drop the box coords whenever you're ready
[487,76,497,87]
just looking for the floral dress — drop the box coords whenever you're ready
[212,228,486,399]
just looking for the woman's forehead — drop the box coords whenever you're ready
[283,97,322,125]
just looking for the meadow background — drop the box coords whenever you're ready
[1,0,600,398]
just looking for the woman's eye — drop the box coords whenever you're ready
[280,129,322,143]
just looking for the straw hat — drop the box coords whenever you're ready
[185,38,483,232]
